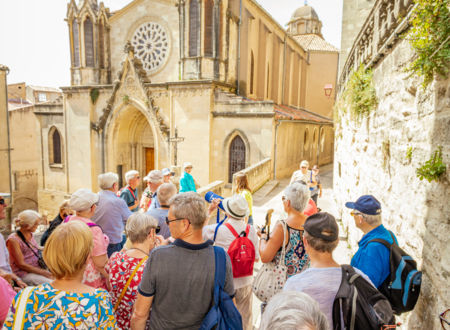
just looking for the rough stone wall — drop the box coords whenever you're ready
[334,38,450,329]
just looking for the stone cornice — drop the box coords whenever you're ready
[212,111,274,118]
[339,0,416,92]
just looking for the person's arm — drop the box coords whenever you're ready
[258,222,286,263]
[189,176,197,192]
[319,182,323,197]
[351,244,386,288]
[131,294,153,329]
[92,254,110,290]
[119,199,132,224]
[6,239,52,278]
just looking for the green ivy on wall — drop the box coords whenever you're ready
[90,88,100,105]
[406,0,450,87]
[416,146,447,182]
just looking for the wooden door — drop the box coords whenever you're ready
[145,148,155,175]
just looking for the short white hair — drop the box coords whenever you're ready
[157,183,177,205]
[126,213,158,243]
[260,291,328,330]
[98,172,118,190]
[361,213,382,226]
[125,170,139,183]
[284,182,310,212]
[15,210,41,229]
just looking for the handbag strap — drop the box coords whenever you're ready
[279,220,288,266]
[113,256,148,312]
[16,231,40,260]
[13,286,35,330]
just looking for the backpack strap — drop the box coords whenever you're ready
[245,224,250,237]
[212,246,227,307]
[86,222,99,228]
[225,223,240,238]
[13,286,35,330]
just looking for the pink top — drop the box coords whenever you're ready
[66,216,109,289]
[6,232,40,278]
[0,276,16,323]
[106,252,148,329]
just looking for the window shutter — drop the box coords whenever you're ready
[84,17,95,67]
[189,0,200,57]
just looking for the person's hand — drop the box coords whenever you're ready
[155,235,169,246]
[256,225,263,237]
[208,199,221,215]
[2,273,27,289]
[1,273,15,286]
[106,278,112,291]
[133,200,139,208]
[319,191,323,198]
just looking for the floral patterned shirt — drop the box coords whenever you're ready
[274,223,310,279]
[3,283,117,329]
[106,251,148,329]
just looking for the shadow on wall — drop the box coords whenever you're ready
[408,79,450,329]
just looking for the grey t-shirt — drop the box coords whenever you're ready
[146,208,170,239]
[284,267,373,330]
[138,239,235,330]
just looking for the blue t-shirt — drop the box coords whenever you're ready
[350,224,397,288]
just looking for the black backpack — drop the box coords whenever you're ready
[332,265,396,330]
[370,231,422,315]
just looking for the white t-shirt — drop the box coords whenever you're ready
[284,267,374,330]
[203,218,260,289]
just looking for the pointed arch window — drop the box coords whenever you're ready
[72,19,80,67]
[189,0,200,57]
[204,0,214,57]
[49,127,62,165]
[228,135,246,183]
[84,17,95,67]
[98,20,105,69]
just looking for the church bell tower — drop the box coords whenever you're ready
[66,0,111,86]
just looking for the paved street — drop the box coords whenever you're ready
[250,164,352,328]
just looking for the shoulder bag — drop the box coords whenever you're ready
[16,230,47,269]
[252,219,288,303]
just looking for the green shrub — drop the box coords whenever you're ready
[416,146,447,182]
[345,65,378,119]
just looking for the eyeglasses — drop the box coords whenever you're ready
[0,199,5,205]
[350,211,362,217]
[155,226,160,234]
[165,217,187,225]
[301,166,307,169]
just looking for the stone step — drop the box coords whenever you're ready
[253,180,279,202]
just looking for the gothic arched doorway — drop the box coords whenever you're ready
[228,135,246,183]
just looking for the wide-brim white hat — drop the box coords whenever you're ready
[222,194,250,220]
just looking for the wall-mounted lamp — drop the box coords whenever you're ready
[324,84,333,98]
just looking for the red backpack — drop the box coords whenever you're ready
[225,223,255,278]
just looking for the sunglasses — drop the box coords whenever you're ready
[155,226,160,234]
[165,217,189,225]
[350,211,362,217]
[0,199,5,205]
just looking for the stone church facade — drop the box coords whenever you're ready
[36,0,338,216]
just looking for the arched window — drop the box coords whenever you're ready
[303,128,309,155]
[189,0,200,57]
[204,0,214,57]
[49,127,62,165]
[72,19,80,67]
[98,20,105,69]
[228,135,246,183]
[84,17,95,67]
[250,51,255,95]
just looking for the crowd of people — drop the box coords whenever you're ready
[0,159,412,329]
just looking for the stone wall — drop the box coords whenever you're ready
[334,36,450,329]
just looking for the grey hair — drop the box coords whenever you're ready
[126,213,158,243]
[157,183,177,205]
[361,213,382,226]
[98,172,118,190]
[284,182,310,212]
[260,291,328,330]
[169,192,207,229]
[125,170,139,183]
[15,210,41,229]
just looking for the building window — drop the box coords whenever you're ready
[250,51,255,95]
[38,93,47,102]
[303,128,309,155]
[49,127,62,165]
[72,19,80,67]
[320,128,325,152]
[228,135,246,183]
[98,21,105,69]
[189,0,200,57]
[204,0,214,57]
[84,17,95,67]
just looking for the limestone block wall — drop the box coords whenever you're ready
[334,38,450,329]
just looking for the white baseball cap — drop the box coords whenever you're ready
[183,162,193,169]
[70,188,99,212]
[144,170,163,182]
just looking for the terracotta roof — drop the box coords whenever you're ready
[274,104,332,123]
[293,34,339,52]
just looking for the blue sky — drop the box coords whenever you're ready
[0,0,343,87]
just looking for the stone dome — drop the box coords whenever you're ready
[291,5,319,21]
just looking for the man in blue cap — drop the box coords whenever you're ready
[346,195,398,288]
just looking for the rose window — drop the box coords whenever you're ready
[131,22,170,74]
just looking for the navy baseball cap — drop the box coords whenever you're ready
[345,195,381,215]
